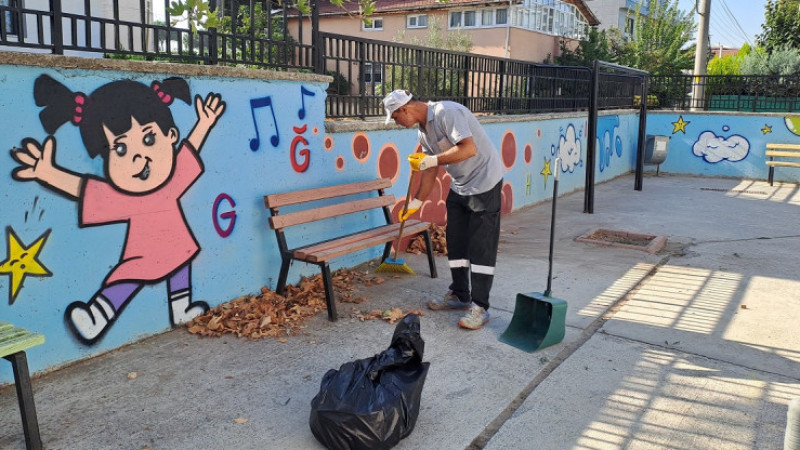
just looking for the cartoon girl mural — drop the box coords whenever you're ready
[10,75,226,344]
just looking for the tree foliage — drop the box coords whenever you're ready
[707,43,751,76]
[554,28,616,67]
[612,0,696,75]
[758,0,800,53]
[740,45,800,75]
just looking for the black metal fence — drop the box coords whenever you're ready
[1,1,649,119]
[0,0,312,70]
[321,32,603,119]
[650,74,800,112]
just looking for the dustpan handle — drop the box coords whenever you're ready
[546,158,560,296]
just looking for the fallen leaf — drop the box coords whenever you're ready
[127,372,138,380]
[234,417,248,424]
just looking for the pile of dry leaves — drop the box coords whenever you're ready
[406,223,447,255]
[187,268,423,340]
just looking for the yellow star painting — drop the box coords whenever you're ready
[672,116,690,134]
[541,157,553,187]
[762,124,772,134]
[0,227,52,304]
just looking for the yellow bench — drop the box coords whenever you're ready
[1,321,44,450]
[766,143,800,186]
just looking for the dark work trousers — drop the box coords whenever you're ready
[446,179,502,310]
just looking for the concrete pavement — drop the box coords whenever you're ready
[1,173,799,449]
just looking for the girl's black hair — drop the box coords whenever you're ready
[34,74,191,158]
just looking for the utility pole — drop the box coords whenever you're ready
[691,0,711,110]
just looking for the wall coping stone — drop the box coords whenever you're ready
[0,51,332,83]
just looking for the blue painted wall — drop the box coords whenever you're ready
[646,111,800,183]
[1,57,649,383]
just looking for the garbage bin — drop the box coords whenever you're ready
[644,135,669,165]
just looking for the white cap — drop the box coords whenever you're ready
[382,89,413,124]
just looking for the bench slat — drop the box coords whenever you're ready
[765,150,800,158]
[766,143,800,150]
[294,219,426,259]
[0,323,44,358]
[766,161,800,168]
[269,195,395,230]
[265,178,393,208]
[298,221,431,262]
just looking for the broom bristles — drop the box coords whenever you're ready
[376,257,415,274]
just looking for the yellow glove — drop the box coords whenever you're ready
[398,198,423,222]
[408,153,438,171]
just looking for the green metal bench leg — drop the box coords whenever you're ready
[4,351,42,450]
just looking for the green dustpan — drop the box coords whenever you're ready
[500,157,567,353]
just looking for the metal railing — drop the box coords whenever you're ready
[321,32,633,119]
[1,1,647,118]
[0,0,312,70]
[650,74,800,112]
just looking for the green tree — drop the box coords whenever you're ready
[554,28,616,66]
[758,0,800,53]
[707,43,751,76]
[613,0,696,75]
[382,17,473,97]
[740,45,800,75]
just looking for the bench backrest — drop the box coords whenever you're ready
[265,178,395,230]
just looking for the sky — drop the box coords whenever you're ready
[677,0,767,49]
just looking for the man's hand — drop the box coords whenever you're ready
[408,153,438,171]
[398,198,423,222]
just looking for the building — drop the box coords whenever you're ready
[296,0,599,63]
[590,0,667,37]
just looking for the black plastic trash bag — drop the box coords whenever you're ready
[309,314,430,450]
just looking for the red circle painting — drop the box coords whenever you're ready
[352,132,370,162]
[501,131,517,170]
[377,144,401,184]
[524,143,532,165]
[335,155,345,171]
[324,136,334,151]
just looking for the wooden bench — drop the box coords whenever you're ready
[1,321,44,450]
[766,143,800,186]
[265,178,437,321]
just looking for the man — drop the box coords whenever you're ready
[382,89,505,330]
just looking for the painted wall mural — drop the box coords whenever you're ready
[648,111,797,182]
[9,75,226,344]
[0,59,642,383]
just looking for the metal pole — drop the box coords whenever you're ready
[635,75,648,191]
[584,60,599,214]
[50,0,64,54]
[691,0,711,111]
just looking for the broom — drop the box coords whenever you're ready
[376,171,416,274]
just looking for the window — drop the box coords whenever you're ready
[464,10,476,27]
[496,8,508,25]
[482,10,493,26]
[626,17,635,37]
[1,0,20,36]
[364,63,383,84]
[449,11,462,28]
[407,14,427,28]
[362,17,383,31]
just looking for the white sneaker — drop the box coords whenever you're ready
[169,292,209,325]
[66,296,116,343]
[458,303,490,330]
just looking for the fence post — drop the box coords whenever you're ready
[634,75,648,191]
[498,60,505,112]
[206,0,218,66]
[312,0,323,74]
[49,0,64,54]
[462,55,470,108]
[358,40,366,120]
[584,60,599,214]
